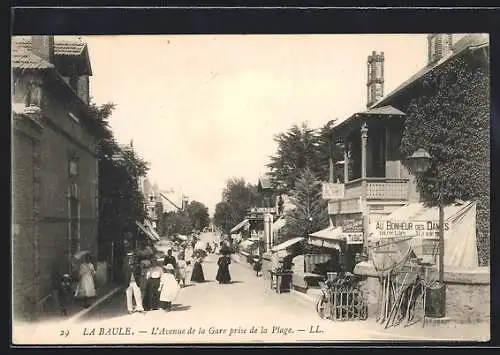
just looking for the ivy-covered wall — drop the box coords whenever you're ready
[400,55,490,266]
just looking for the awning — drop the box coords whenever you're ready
[175,234,188,241]
[308,226,344,251]
[231,219,250,233]
[271,237,304,252]
[368,200,478,268]
[272,217,286,232]
[310,226,343,240]
[136,220,159,241]
[144,219,161,240]
[240,239,258,249]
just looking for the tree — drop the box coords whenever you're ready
[267,123,321,192]
[281,168,330,245]
[213,201,234,235]
[88,100,149,260]
[400,55,490,265]
[186,200,210,231]
[213,178,260,234]
[162,211,193,236]
[317,120,344,183]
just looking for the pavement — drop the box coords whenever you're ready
[12,232,490,345]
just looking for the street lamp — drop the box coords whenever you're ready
[406,148,446,318]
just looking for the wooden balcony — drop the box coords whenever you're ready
[345,177,410,200]
[323,178,410,215]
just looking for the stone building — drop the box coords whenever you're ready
[11,36,98,320]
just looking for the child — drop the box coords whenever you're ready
[58,274,73,316]
[253,255,263,277]
[177,253,188,287]
[158,264,180,311]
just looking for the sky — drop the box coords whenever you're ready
[83,34,429,215]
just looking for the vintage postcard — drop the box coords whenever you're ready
[11,32,490,345]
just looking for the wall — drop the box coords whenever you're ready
[12,115,42,320]
[12,72,98,319]
[354,261,490,323]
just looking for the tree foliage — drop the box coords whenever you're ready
[162,211,193,236]
[400,55,490,265]
[186,200,210,231]
[89,100,149,258]
[214,178,260,235]
[281,168,330,245]
[267,121,343,194]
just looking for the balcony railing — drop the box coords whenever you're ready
[323,177,410,201]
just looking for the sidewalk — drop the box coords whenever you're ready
[231,253,490,341]
[36,282,122,324]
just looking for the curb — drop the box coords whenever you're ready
[63,286,122,324]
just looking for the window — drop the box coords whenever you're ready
[69,159,78,177]
[68,183,80,264]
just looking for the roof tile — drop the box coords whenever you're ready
[12,37,87,56]
[11,47,54,70]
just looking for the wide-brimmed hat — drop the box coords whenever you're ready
[164,263,175,271]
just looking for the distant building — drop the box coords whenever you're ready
[12,36,98,320]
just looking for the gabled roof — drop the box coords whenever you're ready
[333,105,406,133]
[363,105,406,116]
[371,34,489,109]
[11,37,93,75]
[12,37,87,56]
[11,47,55,70]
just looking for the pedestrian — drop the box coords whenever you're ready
[190,253,205,283]
[163,249,178,269]
[158,264,180,311]
[57,274,73,316]
[253,255,263,277]
[74,254,96,308]
[177,253,188,287]
[144,258,163,311]
[124,253,145,314]
[215,252,232,284]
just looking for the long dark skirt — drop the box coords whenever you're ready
[216,264,231,284]
[190,262,205,282]
[143,278,161,310]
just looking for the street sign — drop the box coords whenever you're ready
[251,207,277,214]
[344,232,364,245]
[322,183,345,200]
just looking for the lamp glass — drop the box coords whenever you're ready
[408,148,432,174]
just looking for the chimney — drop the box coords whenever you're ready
[31,36,55,63]
[427,34,453,65]
[366,51,385,108]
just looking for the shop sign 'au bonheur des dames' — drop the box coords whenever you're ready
[375,220,450,239]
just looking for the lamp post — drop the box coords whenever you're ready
[406,148,446,318]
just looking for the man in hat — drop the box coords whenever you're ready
[124,253,145,314]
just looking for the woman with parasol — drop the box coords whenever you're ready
[190,249,206,283]
[216,247,232,284]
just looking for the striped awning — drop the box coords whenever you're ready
[231,219,250,233]
[271,237,304,252]
[136,220,159,241]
